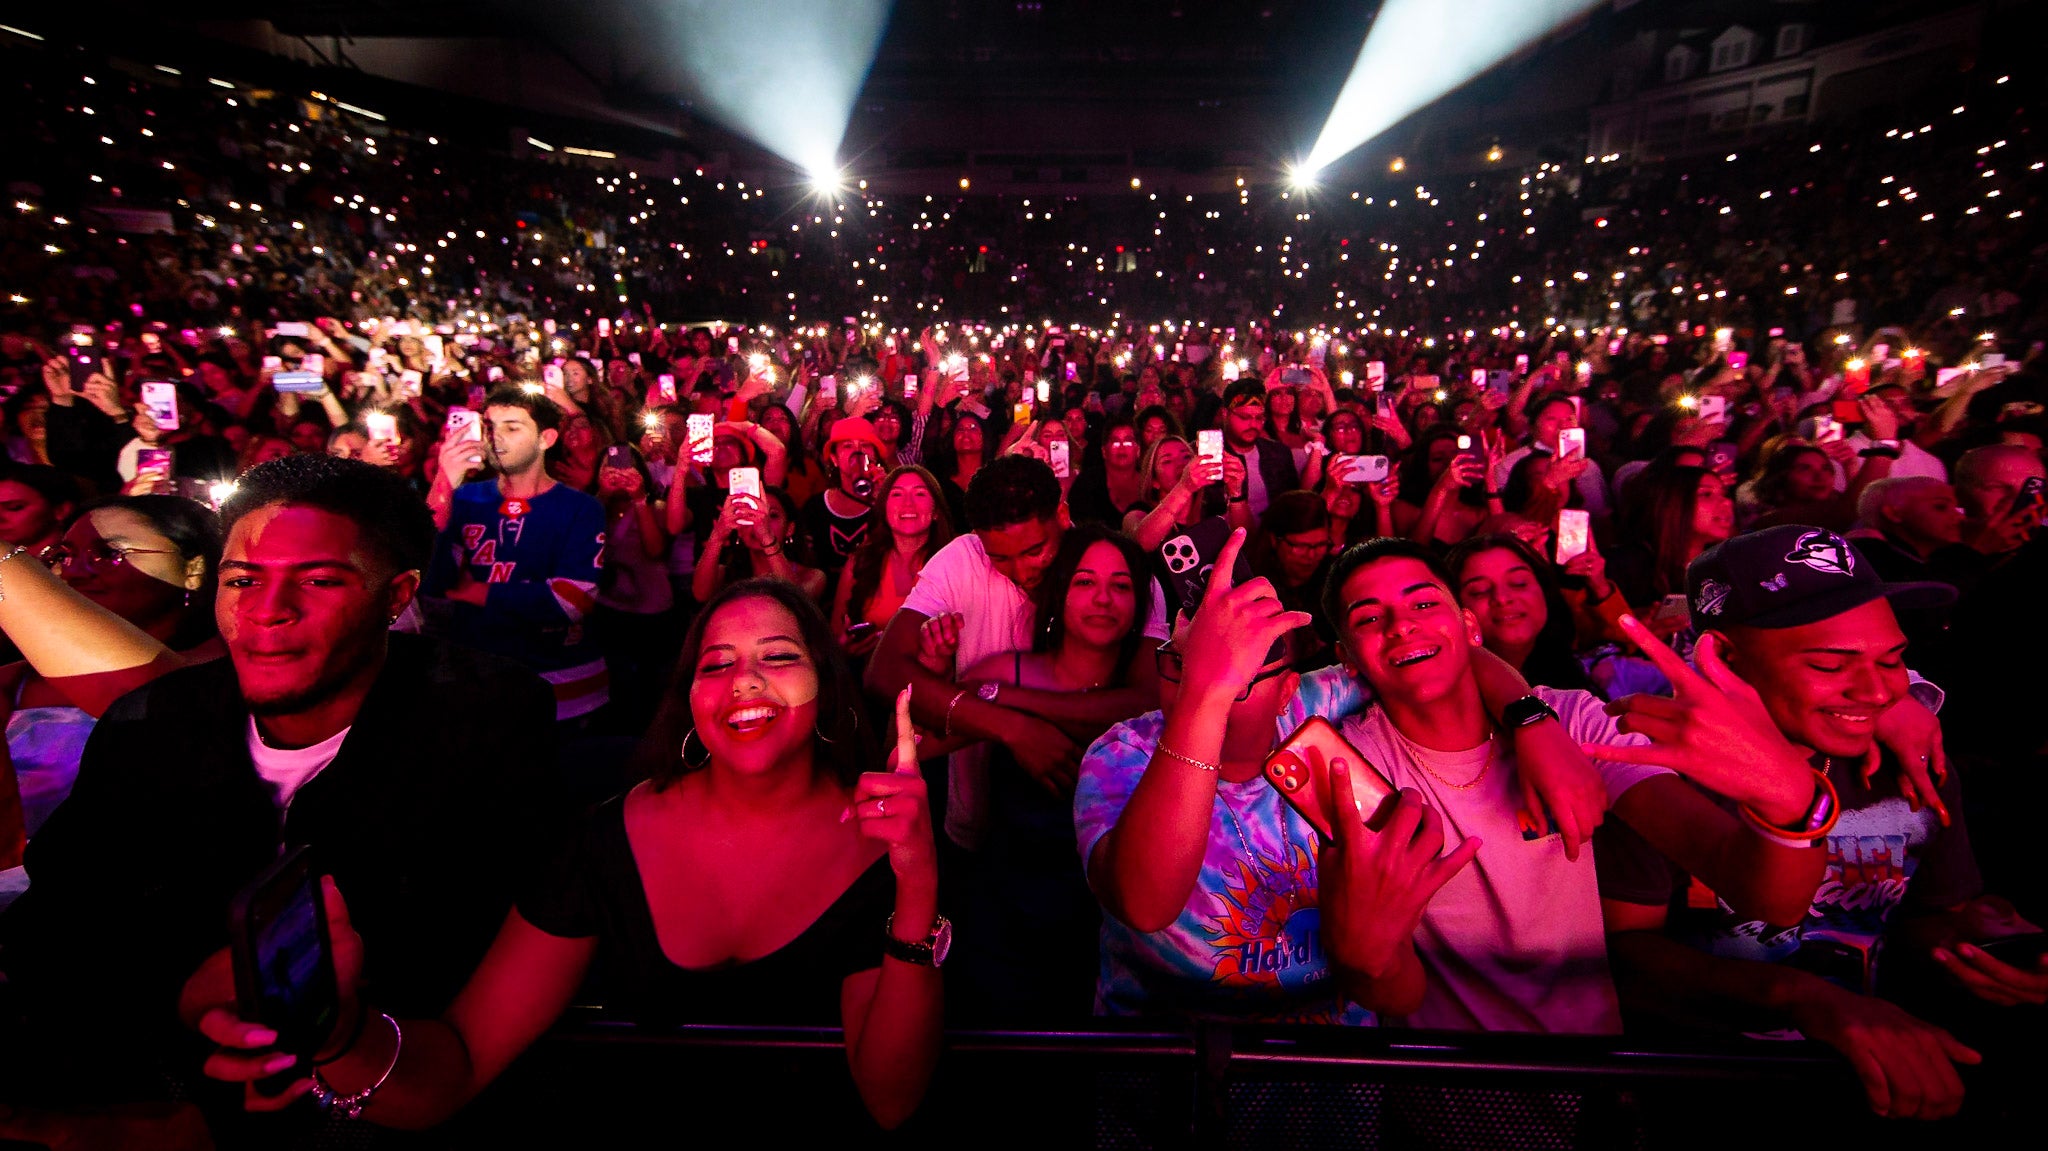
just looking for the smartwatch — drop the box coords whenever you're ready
[1499,694,1560,730]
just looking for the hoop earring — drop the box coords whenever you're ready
[814,706,858,746]
[680,727,711,769]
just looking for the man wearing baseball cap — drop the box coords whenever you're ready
[799,416,889,595]
[1600,525,2045,1120]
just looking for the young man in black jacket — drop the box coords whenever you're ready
[0,455,562,1132]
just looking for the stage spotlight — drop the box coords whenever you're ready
[1286,164,1318,192]
[665,0,890,178]
[1300,0,1601,178]
[808,166,846,197]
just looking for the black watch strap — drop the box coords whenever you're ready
[1500,694,1560,729]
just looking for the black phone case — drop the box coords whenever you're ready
[228,845,338,1093]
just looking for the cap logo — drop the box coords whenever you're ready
[1759,573,1789,592]
[1785,530,1855,577]
[1696,578,1732,616]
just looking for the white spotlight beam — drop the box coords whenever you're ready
[1302,0,1600,176]
[669,0,892,179]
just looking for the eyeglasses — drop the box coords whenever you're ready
[41,541,180,574]
[1155,640,1292,702]
[1277,535,1331,554]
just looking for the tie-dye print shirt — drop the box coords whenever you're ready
[1073,666,1374,1023]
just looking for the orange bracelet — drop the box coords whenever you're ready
[1739,767,1840,843]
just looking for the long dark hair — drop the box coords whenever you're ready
[1621,464,1714,599]
[844,466,954,624]
[1029,525,1152,683]
[71,494,223,650]
[636,578,877,790]
[1443,533,1594,694]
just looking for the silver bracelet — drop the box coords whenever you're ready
[0,545,30,602]
[311,1012,402,1119]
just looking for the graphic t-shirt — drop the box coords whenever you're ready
[1338,688,1665,1034]
[1074,667,1372,1023]
[424,481,608,719]
[1596,752,1980,996]
[799,490,871,586]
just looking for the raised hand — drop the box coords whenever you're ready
[1172,528,1314,702]
[1590,615,1814,824]
[851,688,938,887]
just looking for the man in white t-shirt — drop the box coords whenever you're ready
[1311,538,1830,1032]
[867,456,1169,850]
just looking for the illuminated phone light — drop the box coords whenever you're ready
[1677,395,1698,411]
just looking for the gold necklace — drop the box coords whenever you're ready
[1390,723,1497,790]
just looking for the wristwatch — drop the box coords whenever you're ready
[976,681,1001,704]
[1499,694,1560,729]
[883,914,953,968]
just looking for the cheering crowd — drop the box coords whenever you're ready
[1,24,2045,1148]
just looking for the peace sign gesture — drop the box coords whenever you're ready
[849,688,937,888]
[1588,615,1815,824]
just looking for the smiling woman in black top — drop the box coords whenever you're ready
[192,578,946,1133]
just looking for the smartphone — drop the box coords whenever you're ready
[1696,395,1727,424]
[903,374,919,401]
[845,620,879,643]
[302,354,325,376]
[1556,427,1586,462]
[229,845,338,1092]
[1264,717,1397,841]
[262,355,284,373]
[1048,439,1070,479]
[1197,428,1225,468]
[727,466,763,523]
[656,374,678,404]
[446,408,482,444]
[271,370,324,393]
[542,363,564,389]
[687,413,716,466]
[1283,366,1314,387]
[422,335,444,365]
[1221,359,1241,382]
[727,336,740,354]
[1037,378,1052,404]
[1982,352,2008,368]
[628,352,642,367]
[1365,361,1387,387]
[1556,509,1591,564]
[819,374,838,402]
[486,365,505,384]
[597,318,611,338]
[1158,516,1257,619]
[2011,475,2046,523]
[141,381,180,431]
[1470,368,1487,389]
[1334,454,1391,485]
[273,321,310,339]
[1013,401,1034,425]
[1727,351,1750,372]
[1514,354,1529,375]
[137,446,174,480]
[604,444,634,470]
[1651,593,1693,634]
[399,369,424,397]
[357,411,397,445]
[1812,414,1845,444]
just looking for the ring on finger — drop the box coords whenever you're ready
[876,798,887,817]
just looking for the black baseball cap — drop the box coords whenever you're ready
[1686,525,1954,631]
